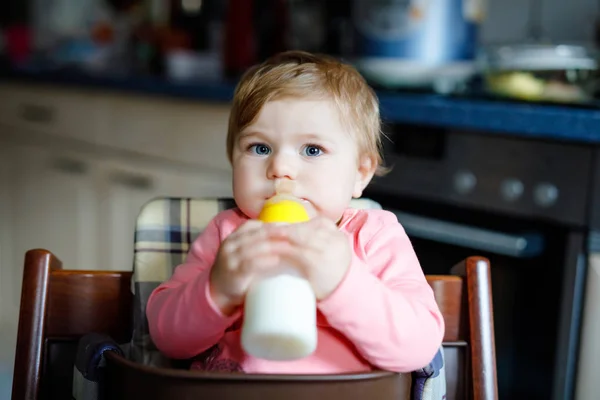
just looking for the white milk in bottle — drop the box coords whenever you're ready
[241,181,317,361]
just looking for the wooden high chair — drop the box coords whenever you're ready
[12,198,498,400]
[12,250,497,400]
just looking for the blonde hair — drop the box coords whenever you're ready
[226,50,388,176]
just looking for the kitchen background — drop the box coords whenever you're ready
[1,1,600,399]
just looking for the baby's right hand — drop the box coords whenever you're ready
[209,220,286,315]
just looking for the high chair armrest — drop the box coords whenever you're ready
[73,333,126,400]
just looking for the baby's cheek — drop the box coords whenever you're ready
[239,205,261,220]
[301,201,318,219]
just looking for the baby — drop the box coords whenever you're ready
[146,50,444,374]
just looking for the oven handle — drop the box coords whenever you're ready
[392,210,544,258]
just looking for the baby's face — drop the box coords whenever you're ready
[231,98,371,222]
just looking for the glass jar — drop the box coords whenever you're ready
[478,44,599,104]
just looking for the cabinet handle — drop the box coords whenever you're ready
[109,171,154,190]
[19,103,56,124]
[51,157,88,175]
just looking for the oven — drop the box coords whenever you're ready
[364,125,596,400]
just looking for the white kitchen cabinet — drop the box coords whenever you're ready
[0,84,234,397]
[97,162,165,272]
[0,135,233,393]
[0,134,12,324]
[0,134,232,311]
[0,138,102,398]
[0,83,233,175]
[6,142,103,271]
[0,83,107,143]
[96,157,232,272]
[0,135,233,283]
[0,139,104,352]
[0,136,17,351]
[97,94,232,173]
[0,135,16,400]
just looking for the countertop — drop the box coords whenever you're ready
[2,66,600,145]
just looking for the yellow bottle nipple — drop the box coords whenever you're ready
[258,196,310,224]
[258,180,309,224]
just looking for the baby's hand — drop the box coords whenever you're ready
[209,220,286,315]
[273,217,351,300]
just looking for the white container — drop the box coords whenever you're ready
[241,270,317,361]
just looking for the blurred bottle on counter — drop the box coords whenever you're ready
[131,0,191,76]
[323,1,353,59]
[595,15,600,49]
[170,0,214,51]
[130,0,223,77]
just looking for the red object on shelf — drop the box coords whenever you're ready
[4,25,31,65]
[223,0,257,77]
[223,0,288,78]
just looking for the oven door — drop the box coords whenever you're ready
[366,192,585,400]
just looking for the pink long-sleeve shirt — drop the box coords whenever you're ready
[146,207,444,374]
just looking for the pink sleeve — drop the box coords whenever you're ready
[146,216,241,359]
[318,212,444,372]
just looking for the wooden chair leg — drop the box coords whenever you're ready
[12,249,63,400]
[452,256,498,400]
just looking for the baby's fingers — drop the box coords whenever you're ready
[271,218,333,246]
[227,220,265,242]
[238,238,289,259]
[237,219,265,232]
[225,223,269,253]
[238,253,282,277]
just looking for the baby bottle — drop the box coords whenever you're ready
[241,181,317,361]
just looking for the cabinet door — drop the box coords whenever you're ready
[0,137,17,399]
[0,139,102,398]
[97,159,233,272]
[97,161,164,271]
[8,144,102,271]
[0,137,15,327]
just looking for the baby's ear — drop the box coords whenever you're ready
[353,154,377,198]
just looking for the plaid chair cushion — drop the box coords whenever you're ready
[130,197,235,367]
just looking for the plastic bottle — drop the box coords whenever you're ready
[240,182,317,361]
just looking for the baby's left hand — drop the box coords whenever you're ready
[273,217,351,300]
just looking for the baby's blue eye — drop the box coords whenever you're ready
[303,145,322,157]
[250,144,271,155]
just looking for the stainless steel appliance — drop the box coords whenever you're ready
[364,125,598,400]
